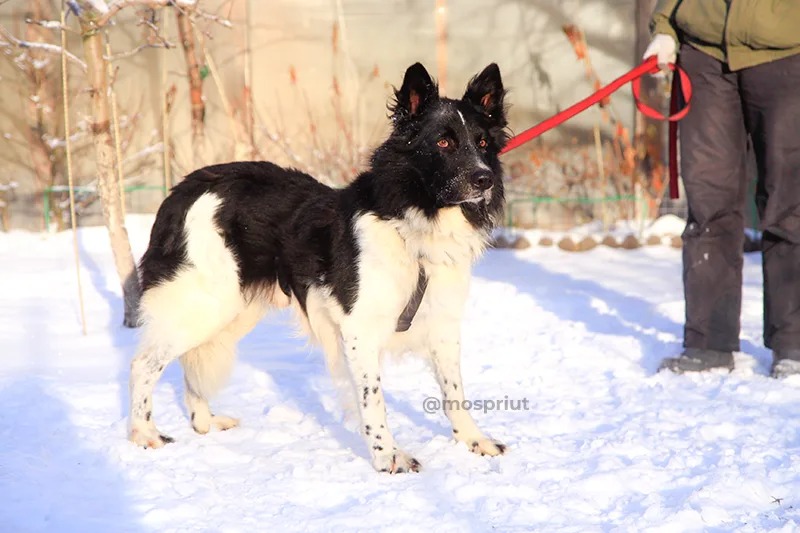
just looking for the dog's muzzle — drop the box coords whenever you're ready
[469,169,493,192]
[456,187,493,205]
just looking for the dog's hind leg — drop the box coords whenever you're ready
[129,343,180,448]
[181,302,266,434]
[181,340,239,435]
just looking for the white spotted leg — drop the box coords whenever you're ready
[343,334,421,474]
[430,339,506,456]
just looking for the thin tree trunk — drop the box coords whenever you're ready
[176,7,205,165]
[79,17,141,327]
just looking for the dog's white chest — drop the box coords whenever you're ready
[384,207,486,352]
[345,207,488,355]
[397,206,488,267]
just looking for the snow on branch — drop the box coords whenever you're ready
[78,0,170,26]
[84,0,110,14]
[193,9,232,28]
[84,0,229,29]
[24,19,70,31]
[91,0,177,26]
[0,25,87,72]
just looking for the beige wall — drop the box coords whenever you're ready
[0,0,637,229]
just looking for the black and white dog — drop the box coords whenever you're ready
[129,62,509,473]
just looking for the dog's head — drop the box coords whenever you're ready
[373,62,508,213]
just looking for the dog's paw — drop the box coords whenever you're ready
[191,413,239,435]
[468,438,506,457]
[211,415,239,431]
[372,449,422,474]
[129,425,174,449]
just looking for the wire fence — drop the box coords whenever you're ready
[504,193,644,227]
[41,180,760,233]
[43,185,167,229]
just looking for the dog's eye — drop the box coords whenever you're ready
[478,138,488,148]
[437,138,450,149]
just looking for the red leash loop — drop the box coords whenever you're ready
[631,62,692,199]
[631,62,692,121]
[500,55,692,199]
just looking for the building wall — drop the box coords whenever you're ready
[0,0,638,229]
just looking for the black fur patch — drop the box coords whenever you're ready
[138,63,508,318]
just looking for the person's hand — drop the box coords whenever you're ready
[643,34,677,71]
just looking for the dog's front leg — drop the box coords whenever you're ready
[430,337,506,457]
[343,334,421,474]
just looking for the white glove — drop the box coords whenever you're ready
[643,33,677,68]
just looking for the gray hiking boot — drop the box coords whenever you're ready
[770,350,800,379]
[658,348,735,374]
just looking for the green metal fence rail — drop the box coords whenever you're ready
[504,193,646,227]
[42,185,666,230]
[43,184,167,228]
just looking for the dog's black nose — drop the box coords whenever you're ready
[470,170,493,191]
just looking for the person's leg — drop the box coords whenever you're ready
[660,45,749,373]
[740,53,800,377]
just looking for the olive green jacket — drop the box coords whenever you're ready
[650,0,800,70]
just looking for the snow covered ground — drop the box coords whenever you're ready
[2,216,799,533]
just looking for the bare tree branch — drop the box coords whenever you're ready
[105,41,168,61]
[88,0,197,27]
[24,18,74,32]
[193,9,232,28]
[0,25,87,72]
[139,15,173,47]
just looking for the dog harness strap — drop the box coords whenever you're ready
[395,265,429,332]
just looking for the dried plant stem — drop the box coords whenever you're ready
[330,0,358,156]
[243,0,255,156]
[593,120,607,230]
[61,2,87,335]
[435,0,447,96]
[105,34,125,217]
[197,31,244,149]
[160,12,171,191]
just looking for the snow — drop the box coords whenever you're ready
[644,213,687,236]
[495,214,689,249]
[32,20,64,30]
[84,0,110,14]
[32,58,50,70]
[2,215,800,532]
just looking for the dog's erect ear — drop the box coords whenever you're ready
[463,63,505,118]
[392,63,438,119]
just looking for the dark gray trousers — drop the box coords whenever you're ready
[679,44,800,353]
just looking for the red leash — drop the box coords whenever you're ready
[500,55,692,199]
